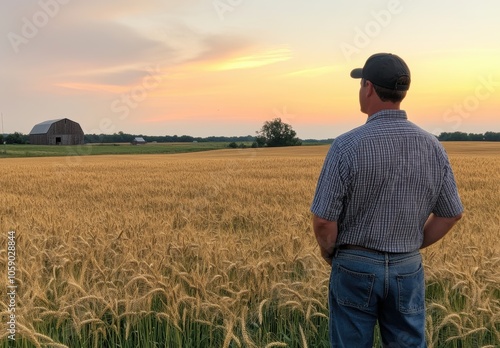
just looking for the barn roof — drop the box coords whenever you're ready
[133,137,146,142]
[29,119,64,135]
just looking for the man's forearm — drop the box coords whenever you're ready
[421,213,463,249]
[312,215,338,264]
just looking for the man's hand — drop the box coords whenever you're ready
[312,215,338,265]
[321,249,334,266]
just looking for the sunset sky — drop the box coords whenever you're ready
[1,0,499,139]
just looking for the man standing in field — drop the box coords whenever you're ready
[310,53,463,347]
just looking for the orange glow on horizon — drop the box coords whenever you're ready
[49,48,498,136]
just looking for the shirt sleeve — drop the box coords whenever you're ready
[310,141,350,221]
[432,160,464,217]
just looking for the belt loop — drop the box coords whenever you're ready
[334,247,339,258]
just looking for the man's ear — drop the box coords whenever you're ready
[365,80,375,97]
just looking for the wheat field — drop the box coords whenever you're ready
[0,142,499,347]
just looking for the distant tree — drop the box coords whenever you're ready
[256,118,302,147]
[228,142,238,148]
[178,135,194,142]
[255,135,266,148]
[5,132,27,144]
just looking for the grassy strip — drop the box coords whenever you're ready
[0,143,230,158]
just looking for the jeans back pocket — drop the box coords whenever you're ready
[334,265,375,309]
[397,264,425,314]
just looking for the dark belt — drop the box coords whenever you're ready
[339,244,381,253]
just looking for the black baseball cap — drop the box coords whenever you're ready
[350,53,410,91]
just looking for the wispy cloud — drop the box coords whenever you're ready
[283,65,340,78]
[53,82,129,94]
[210,47,292,71]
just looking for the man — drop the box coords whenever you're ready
[310,53,463,347]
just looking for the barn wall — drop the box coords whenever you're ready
[29,134,47,145]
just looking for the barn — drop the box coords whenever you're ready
[131,137,147,145]
[29,118,84,145]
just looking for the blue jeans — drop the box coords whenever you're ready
[329,249,426,348]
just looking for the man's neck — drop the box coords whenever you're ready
[366,103,401,117]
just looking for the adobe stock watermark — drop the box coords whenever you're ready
[213,0,244,21]
[433,74,500,135]
[340,0,403,61]
[52,64,163,172]
[7,0,71,54]
[178,149,258,220]
[6,230,17,342]
[273,106,297,125]
[102,64,163,134]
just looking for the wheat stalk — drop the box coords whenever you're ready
[240,306,257,348]
[264,342,288,348]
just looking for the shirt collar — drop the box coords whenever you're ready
[366,109,407,124]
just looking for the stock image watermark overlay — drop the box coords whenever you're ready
[432,74,500,135]
[340,0,403,61]
[6,230,17,341]
[109,65,164,123]
[442,75,500,129]
[213,0,244,21]
[7,0,72,54]
[85,64,164,136]
[273,106,297,126]
[46,61,164,177]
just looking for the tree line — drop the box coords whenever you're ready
[2,129,499,145]
[84,132,256,144]
[437,131,500,141]
[0,132,256,145]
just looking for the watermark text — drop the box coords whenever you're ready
[6,230,17,341]
[340,0,403,61]
[213,0,244,21]
[7,0,71,54]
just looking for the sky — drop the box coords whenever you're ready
[1,0,499,139]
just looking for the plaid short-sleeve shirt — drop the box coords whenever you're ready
[310,110,463,253]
